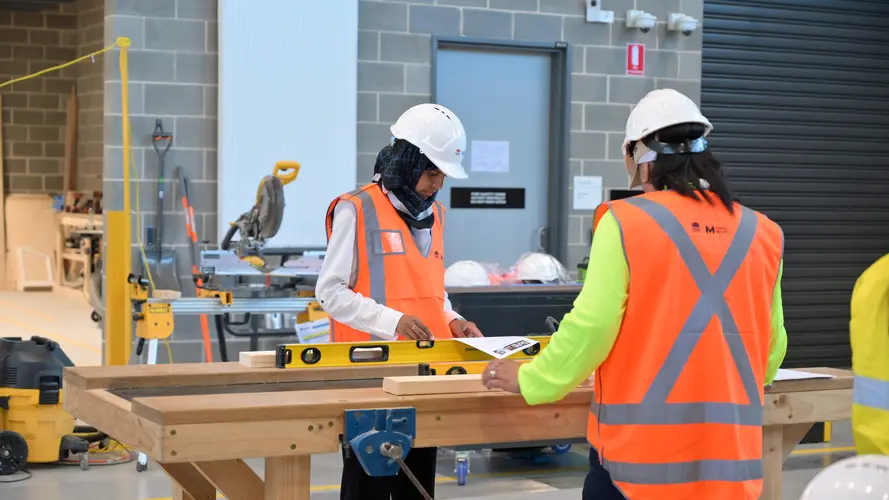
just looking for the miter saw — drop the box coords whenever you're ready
[128,160,326,364]
[215,161,300,273]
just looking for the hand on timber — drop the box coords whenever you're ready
[396,315,434,340]
[449,319,483,338]
[482,359,521,394]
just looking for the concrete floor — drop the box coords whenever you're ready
[0,290,858,499]
[0,289,102,367]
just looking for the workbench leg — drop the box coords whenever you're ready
[172,486,185,500]
[762,426,783,500]
[265,455,311,500]
[157,462,216,500]
[195,459,264,500]
[762,423,813,500]
[781,423,814,462]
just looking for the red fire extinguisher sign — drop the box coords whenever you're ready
[626,43,645,76]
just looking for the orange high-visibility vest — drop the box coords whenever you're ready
[588,190,784,500]
[324,183,452,342]
[593,203,610,233]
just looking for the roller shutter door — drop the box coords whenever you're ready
[701,1,889,368]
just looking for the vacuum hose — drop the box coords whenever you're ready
[220,224,239,252]
[213,315,229,362]
[73,426,108,444]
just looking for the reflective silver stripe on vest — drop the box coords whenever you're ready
[604,458,763,485]
[854,374,889,411]
[434,203,444,244]
[350,189,388,306]
[434,202,443,227]
[594,197,766,484]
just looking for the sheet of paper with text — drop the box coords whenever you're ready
[456,337,540,360]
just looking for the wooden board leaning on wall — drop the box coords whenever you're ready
[4,194,57,291]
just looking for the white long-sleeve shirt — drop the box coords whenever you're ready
[316,187,462,340]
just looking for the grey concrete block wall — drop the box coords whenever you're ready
[0,3,78,193]
[103,0,222,362]
[355,0,703,269]
[77,0,104,191]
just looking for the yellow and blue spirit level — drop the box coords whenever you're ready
[275,336,551,369]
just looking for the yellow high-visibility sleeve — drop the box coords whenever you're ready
[850,253,889,455]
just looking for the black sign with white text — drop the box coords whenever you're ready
[450,187,525,209]
[608,189,643,201]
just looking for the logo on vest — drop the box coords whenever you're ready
[384,232,405,253]
[433,250,443,260]
[691,222,728,234]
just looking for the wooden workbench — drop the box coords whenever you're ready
[63,365,852,500]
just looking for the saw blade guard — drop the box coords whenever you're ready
[255,175,286,240]
[221,173,287,254]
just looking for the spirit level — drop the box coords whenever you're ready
[276,337,550,369]
[423,359,533,376]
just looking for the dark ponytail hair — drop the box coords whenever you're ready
[644,123,736,214]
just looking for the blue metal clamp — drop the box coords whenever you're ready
[344,408,417,477]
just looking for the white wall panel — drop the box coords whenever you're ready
[218,0,358,248]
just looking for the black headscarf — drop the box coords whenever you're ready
[374,139,439,228]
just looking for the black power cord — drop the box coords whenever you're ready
[0,469,32,483]
[0,431,29,482]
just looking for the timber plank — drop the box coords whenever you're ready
[64,362,423,390]
[194,460,264,500]
[129,387,595,426]
[383,374,493,395]
[239,350,275,368]
[126,368,852,426]
[63,385,164,460]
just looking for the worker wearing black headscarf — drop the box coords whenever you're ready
[317,104,483,499]
[373,138,441,229]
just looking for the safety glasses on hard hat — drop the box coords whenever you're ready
[624,137,709,189]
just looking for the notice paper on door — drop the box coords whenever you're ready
[573,176,603,211]
[455,336,540,360]
[470,140,510,173]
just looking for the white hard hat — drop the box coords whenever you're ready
[390,103,468,179]
[515,252,569,283]
[445,261,491,287]
[622,89,712,188]
[800,455,889,500]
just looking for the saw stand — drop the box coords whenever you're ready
[127,274,176,472]
[126,274,313,472]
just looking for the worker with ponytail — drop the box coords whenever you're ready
[483,89,788,500]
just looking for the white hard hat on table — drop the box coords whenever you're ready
[515,252,569,283]
[622,89,713,189]
[799,455,889,500]
[390,103,468,179]
[445,261,491,287]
